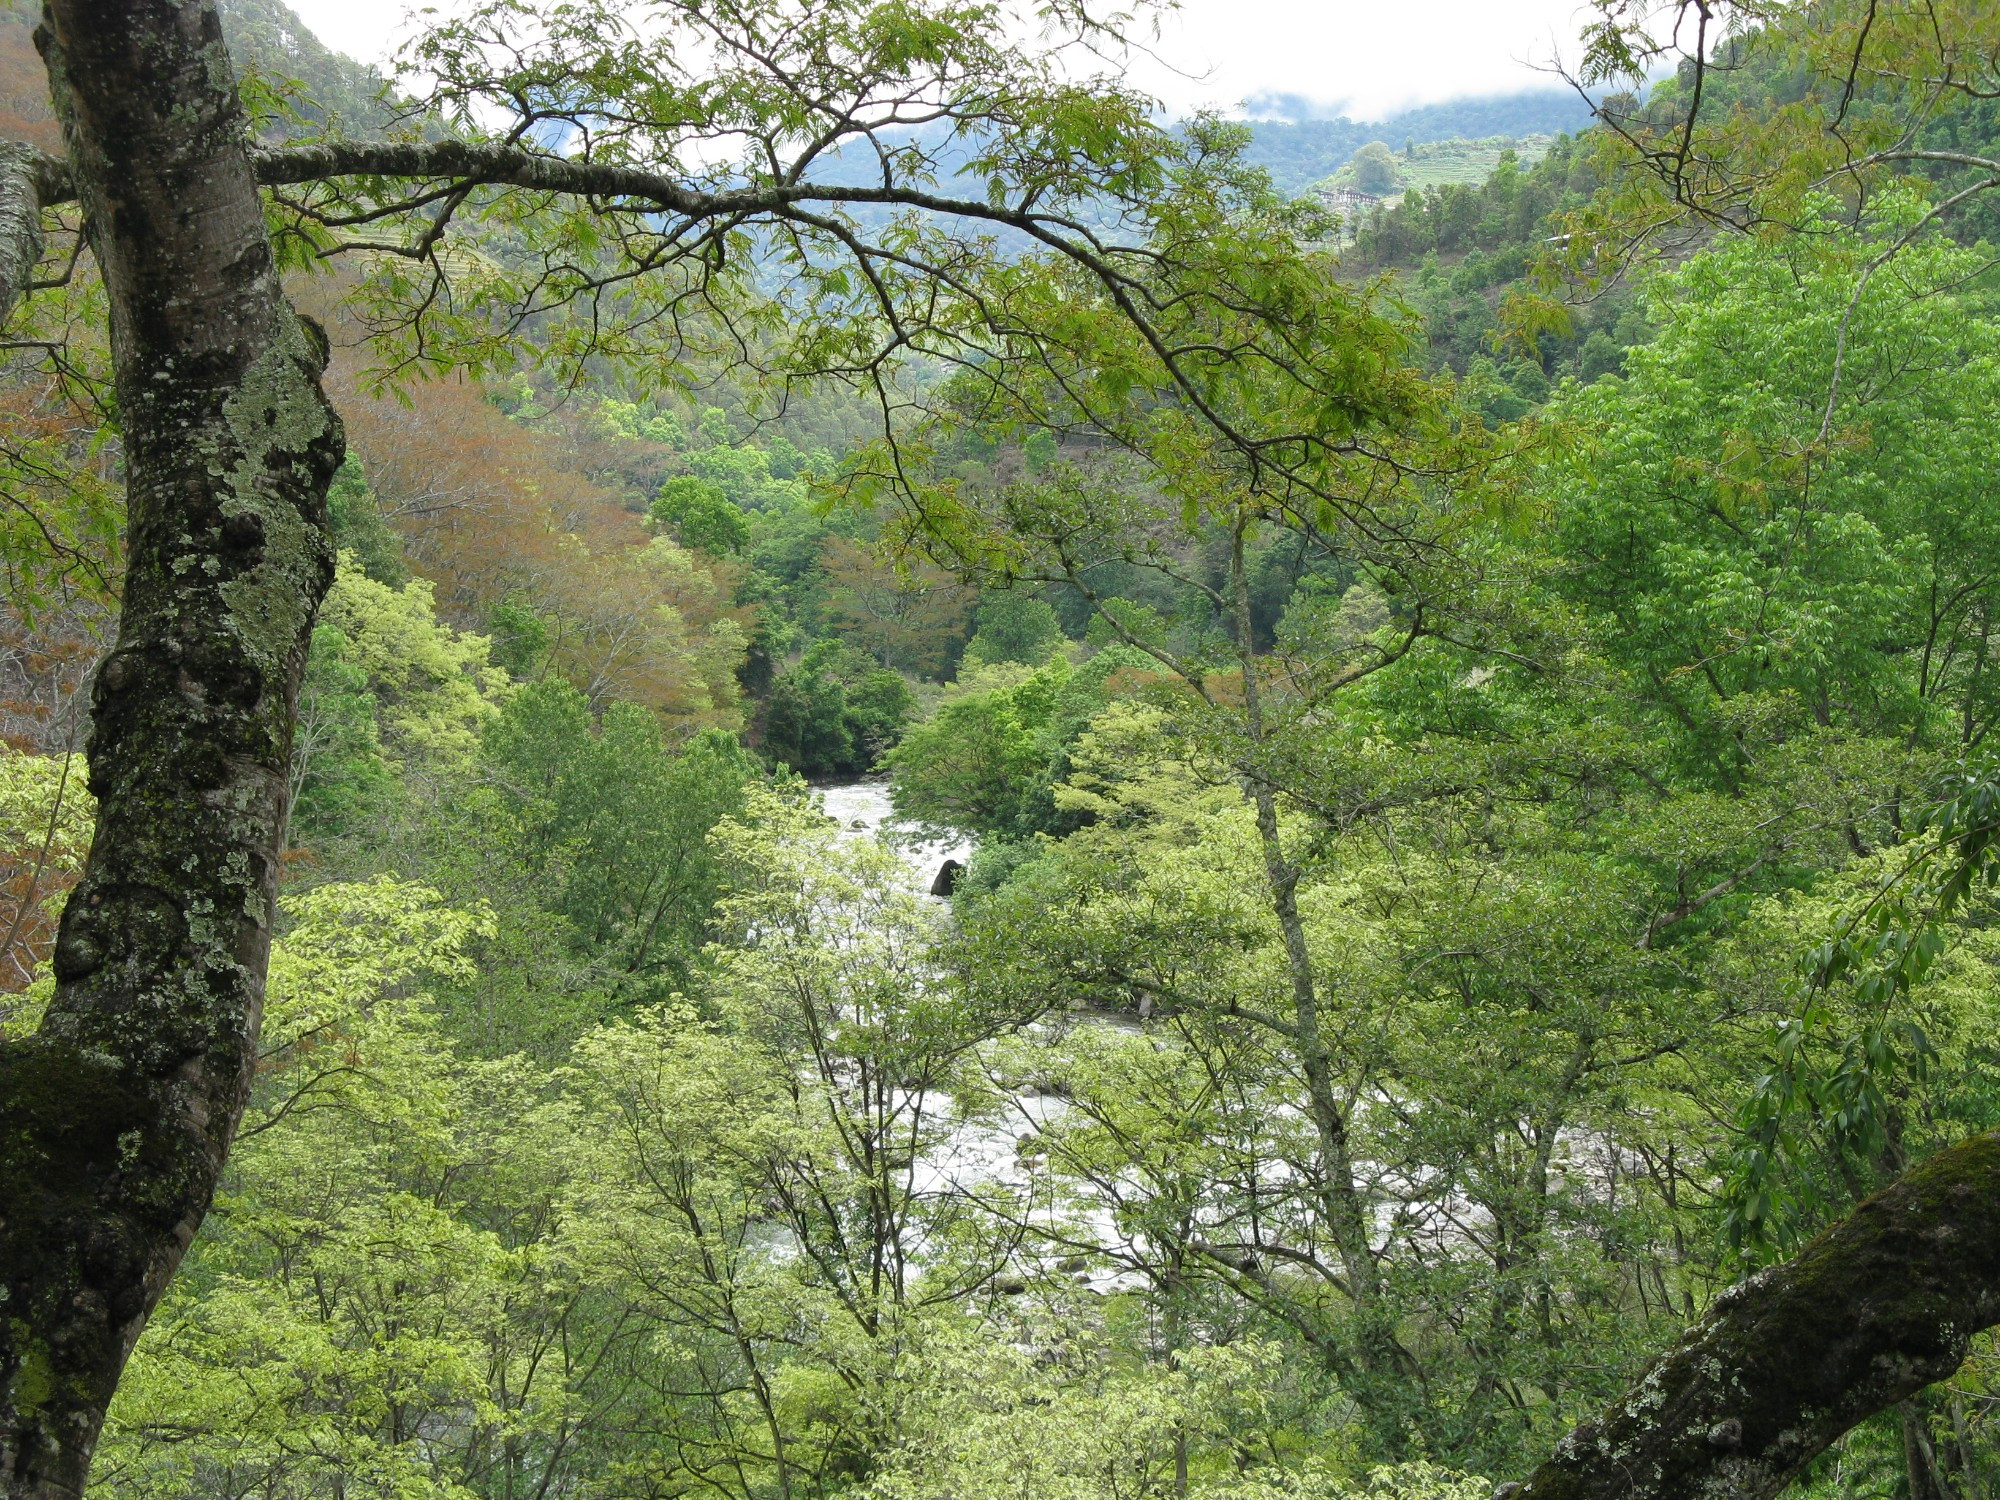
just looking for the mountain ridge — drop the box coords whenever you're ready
[1239,89,1596,192]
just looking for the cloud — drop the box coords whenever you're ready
[280,0,1596,126]
[1123,0,1594,121]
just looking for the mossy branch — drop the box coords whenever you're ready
[1514,1132,2000,1500]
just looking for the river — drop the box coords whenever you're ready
[808,779,1138,1288]
[807,781,1452,1285]
[816,778,975,895]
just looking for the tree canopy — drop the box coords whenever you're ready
[10,2,2000,1500]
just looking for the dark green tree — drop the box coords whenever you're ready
[651,474,750,556]
[963,590,1065,666]
[762,639,914,777]
[1349,140,1402,194]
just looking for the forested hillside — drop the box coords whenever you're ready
[1343,25,2000,401]
[4,3,2000,1500]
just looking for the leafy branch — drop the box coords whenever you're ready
[1725,762,2000,1252]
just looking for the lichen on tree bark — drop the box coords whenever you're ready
[1513,1131,2000,1500]
[0,2,342,1495]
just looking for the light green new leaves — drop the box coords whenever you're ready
[0,744,92,1024]
[91,881,581,1500]
[313,565,512,772]
[293,560,513,846]
[868,1334,1287,1500]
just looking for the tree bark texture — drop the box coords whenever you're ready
[0,144,47,320]
[1514,1131,2000,1500]
[0,2,342,1495]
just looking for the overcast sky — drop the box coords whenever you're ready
[286,0,1596,122]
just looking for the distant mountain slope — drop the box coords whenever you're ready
[0,0,399,142]
[220,0,402,134]
[1240,89,1598,194]
[0,9,58,153]
[789,89,1599,203]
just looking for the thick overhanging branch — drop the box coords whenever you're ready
[4,133,1424,527]
[1512,1131,2000,1500]
[237,145,1318,482]
[0,142,52,322]
[24,137,1116,253]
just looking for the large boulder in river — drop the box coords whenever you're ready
[930,858,963,897]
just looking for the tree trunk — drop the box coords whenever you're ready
[1221,522,1410,1447]
[0,2,342,1495]
[1948,1393,1982,1500]
[1224,523,1378,1307]
[1513,1131,2000,1500]
[1902,1399,1957,1500]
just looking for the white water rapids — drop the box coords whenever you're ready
[806,780,1137,1291]
[815,778,974,895]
